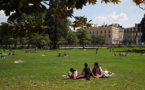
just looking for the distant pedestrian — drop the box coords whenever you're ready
[96,48,98,54]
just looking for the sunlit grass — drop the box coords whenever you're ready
[0,47,145,89]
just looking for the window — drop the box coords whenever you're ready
[100,30,102,34]
[109,30,111,33]
[89,31,91,34]
[93,32,95,34]
[108,35,110,38]
[104,30,106,33]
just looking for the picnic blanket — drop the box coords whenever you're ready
[63,70,115,80]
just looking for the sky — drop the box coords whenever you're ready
[0,0,145,28]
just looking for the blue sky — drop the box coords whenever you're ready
[71,0,145,28]
[0,0,145,28]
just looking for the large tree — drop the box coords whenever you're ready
[44,0,71,49]
[0,0,124,33]
[139,14,145,42]
[77,30,90,49]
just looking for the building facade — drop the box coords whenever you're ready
[86,23,124,45]
[124,24,142,45]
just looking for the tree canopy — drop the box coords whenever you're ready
[0,0,124,30]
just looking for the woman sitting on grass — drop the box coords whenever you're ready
[82,63,95,80]
[57,53,61,57]
[67,68,78,79]
[92,62,103,76]
[62,53,67,57]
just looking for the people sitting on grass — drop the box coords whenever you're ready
[92,62,103,76]
[14,59,24,63]
[62,53,68,57]
[25,50,38,53]
[114,52,129,56]
[82,63,95,80]
[9,52,11,55]
[0,56,5,58]
[12,51,15,55]
[57,53,61,57]
[66,68,78,79]
[107,50,111,52]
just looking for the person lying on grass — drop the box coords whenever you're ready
[82,63,95,80]
[0,56,5,58]
[42,53,46,56]
[66,68,78,79]
[14,59,24,63]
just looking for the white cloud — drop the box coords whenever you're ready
[107,11,128,23]
[95,11,128,25]
[96,16,106,22]
[0,10,8,22]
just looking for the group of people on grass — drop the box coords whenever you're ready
[9,51,15,55]
[57,53,68,57]
[114,52,129,56]
[66,62,114,80]
[25,50,38,53]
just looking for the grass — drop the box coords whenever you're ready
[0,47,145,90]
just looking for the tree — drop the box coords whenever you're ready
[38,34,50,49]
[20,37,29,47]
[0,0,122,32]
[7,12,47,37]
[91,35,97,45]
[66,30,79,45]
[2,36,14,48]
[13,37,20,48]
[30,34,50,49]
[78,30,90,49]
[58,37,67,45]
[139,14,145,42]
[96,35,105,45]
[44,0,71,49]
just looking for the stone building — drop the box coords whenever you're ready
[124,24,142,45]
[86,23,124,45]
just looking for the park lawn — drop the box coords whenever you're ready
[0,47,145,90]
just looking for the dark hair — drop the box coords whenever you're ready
[84,63,88,68]
[70,68,75,72]
[94,62,99,68]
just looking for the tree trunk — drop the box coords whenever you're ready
[82,43,85,49]
[52,17,58,49]
[14,44,17,49]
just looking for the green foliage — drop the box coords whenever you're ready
[91,35,97,45]
[45,4,71,49]
[58,37,67,45]
[0,0,121,30]
[96,35,106,45]
[66,30,79,45]
[6,12,47,37]
[30,34,50,48]
[78,30,90,48]
[138,15,145,42]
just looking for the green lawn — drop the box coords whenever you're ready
[0,48,145,90]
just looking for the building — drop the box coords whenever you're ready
[124,24,142,45]
[86,23,124,45]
